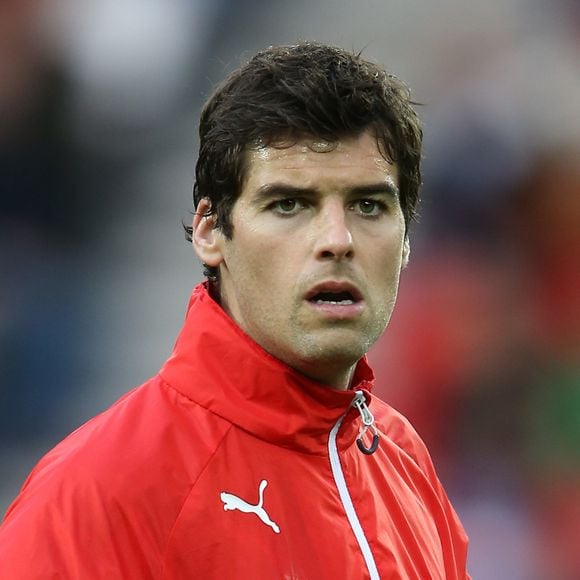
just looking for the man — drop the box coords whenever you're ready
[0,43,469,578]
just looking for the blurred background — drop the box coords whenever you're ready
[1,0,579,576]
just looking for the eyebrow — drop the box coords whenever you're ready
[349,181,400,199]
[254,180,400,201]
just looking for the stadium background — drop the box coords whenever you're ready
[1,0,579,576]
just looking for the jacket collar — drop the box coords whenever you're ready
[159,283,376,454]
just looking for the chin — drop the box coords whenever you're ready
[317,327,379,355]
[298,340,367,369]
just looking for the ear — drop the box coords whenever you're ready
[192,198,225,268]
[402,236,410,269]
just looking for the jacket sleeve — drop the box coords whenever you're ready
[0,455,164,580]
[430,471,471,580]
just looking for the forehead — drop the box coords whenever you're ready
[242,131,398,190]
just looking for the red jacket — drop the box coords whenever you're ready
[0,284,469,579]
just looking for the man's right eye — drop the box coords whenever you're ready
[271,198,302,214]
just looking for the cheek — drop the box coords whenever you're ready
[226,235,284,296]
[241,233,292,275]
[368,242,405,291]
[373,236,404,266]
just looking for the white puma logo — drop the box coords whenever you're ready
[220,479,280,534]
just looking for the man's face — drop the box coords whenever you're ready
[194,130,409,389]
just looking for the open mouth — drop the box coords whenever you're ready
[309,290,357,305]
[305,282,363,307]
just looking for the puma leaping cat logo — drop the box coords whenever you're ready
[220,479,280,534]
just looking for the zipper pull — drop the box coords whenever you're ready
[353,391,379,455]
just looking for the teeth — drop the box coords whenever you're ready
[315,299,354,305]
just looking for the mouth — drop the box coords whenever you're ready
[309,290,357,305]
[305,281,364,316]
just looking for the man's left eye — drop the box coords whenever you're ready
[355,199,383,216]
[277,199,298,212]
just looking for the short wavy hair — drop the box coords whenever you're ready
[185,42,423,280]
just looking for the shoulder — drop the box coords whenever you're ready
[0,376,234,575]
[370,395,435,473]
[370,395,471,564]
[6,375,232,524]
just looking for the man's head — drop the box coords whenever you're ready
[185,42,423,277]
[190,42,423,389]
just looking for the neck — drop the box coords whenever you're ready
[295,362,356,391]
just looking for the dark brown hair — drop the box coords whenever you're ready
[185,42,423,279]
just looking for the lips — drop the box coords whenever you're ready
[305,281,363,305]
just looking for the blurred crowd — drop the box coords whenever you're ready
[1,0,579,578]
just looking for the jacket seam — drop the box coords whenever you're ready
[157,379,235,579]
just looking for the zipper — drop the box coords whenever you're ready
[353,391,380,455]
[327,391,380,580]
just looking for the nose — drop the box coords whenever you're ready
[313,201,354,261]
